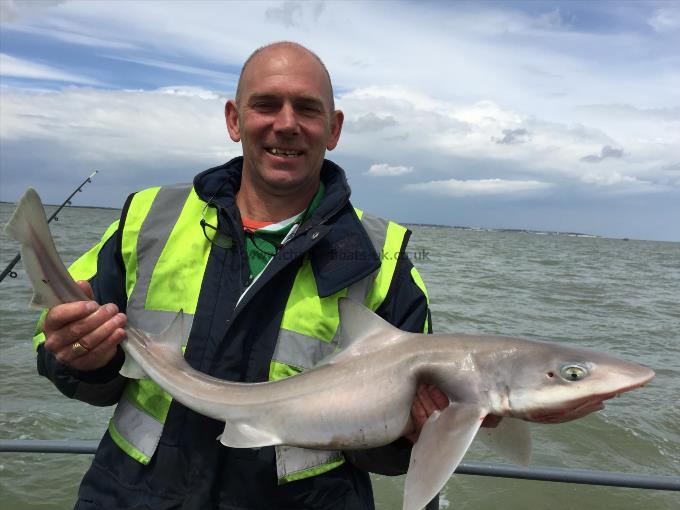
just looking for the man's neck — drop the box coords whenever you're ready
[236,174,320,223]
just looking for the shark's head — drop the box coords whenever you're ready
[504,341,655,423]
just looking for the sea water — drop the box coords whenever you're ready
[1,203,678,509]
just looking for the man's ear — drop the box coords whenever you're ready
[326,110,344,151]
[225,100,241,142]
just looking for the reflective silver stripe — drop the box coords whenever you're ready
[114,184,193,462]
[112,396,164,460]
[274,328,338,370]
[126,184,192,331]
[347,213,388,302]
[361,212,389,254]
[275,445,343,481]
[274,212,391,480]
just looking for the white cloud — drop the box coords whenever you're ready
[648,7,680,33]
[366,163,413,177]
[2,79,676,202]
[338,85,680,196]
[581,172,641,186]
[3,1,677,114]
[343,112,398,133]
[340,87,606,175]
[0,0,65,24]
[264,0,325,28]
[0,1,678,239]
[156,86,222,100]
[579,171,668,194]
[0,53,101,85]
[404,178,551,197]
[0,85,237,165]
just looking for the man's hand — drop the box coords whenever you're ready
[405,384,448,443]
[405,384,503,443]
[43,280,127,371]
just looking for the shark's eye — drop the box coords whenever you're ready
[560,365,587,381]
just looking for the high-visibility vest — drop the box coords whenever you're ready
[35,183,429,483]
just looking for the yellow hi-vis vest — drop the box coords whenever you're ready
[34,183,429,483]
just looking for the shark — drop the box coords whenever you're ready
[5,187,655,510]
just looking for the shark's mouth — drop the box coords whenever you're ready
[524,383,647,424]
[531,398,606,424]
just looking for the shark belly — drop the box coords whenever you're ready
[221,360,417,450]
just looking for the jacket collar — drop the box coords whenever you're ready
[193,157,381,298]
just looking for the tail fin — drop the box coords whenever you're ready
[4,188,49,245]
[4,188,88,308]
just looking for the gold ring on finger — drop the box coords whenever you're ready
[72,341,89,356]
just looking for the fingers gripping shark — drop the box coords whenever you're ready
[5,188,655,510]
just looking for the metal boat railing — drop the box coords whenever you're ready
[1,439,678,491]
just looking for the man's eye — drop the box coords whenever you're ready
[253,102,277,110]
[298,105,322,115]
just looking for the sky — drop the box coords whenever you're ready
[1,1,679,241]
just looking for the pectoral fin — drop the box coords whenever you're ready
[218,421,281,448]
[403,403,485,510]
[119,352,147,379]
[478,417,531,466]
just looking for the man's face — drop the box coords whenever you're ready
[226,47,343,196]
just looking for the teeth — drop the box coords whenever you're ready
[269,148,302,157]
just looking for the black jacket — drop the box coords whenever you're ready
[37,157,431,510]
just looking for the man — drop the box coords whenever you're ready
[35,42,448,509]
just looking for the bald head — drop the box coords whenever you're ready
[235,42,335,110]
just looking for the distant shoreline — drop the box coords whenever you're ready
[0,201,120,211]
[404,222,600,238]
[1,202,669,242]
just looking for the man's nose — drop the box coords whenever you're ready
[273,103,300,135]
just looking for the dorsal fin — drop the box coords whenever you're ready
[144,309,186,351]
[120,310,186,379]
[324,298,408,365]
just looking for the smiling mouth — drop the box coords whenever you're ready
[265,147,304,158]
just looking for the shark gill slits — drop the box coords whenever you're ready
[560,364,587,381]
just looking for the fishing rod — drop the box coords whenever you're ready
[0,171,98,283]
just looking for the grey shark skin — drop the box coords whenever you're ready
[6,188,655,510]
